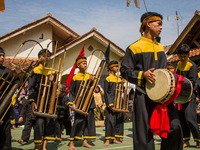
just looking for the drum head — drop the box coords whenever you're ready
[145,69,173,102]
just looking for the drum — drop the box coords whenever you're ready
[145,69,193,104]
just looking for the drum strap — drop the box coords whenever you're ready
[150,74,184,138]
[135,86,146,94]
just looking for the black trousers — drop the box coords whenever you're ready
[70,109,96,141]
[0,112,12,150]
[178,98,200,142]
[197,113,200,126]
[104,107,124,140]
[34,117,56,144]
[21,117,35,142]
[133,91,183,150]
[55,116,71,138]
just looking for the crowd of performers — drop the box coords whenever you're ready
[1,11,200,150]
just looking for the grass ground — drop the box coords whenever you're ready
[11,122,199,150]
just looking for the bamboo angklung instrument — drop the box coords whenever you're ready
[34,40,66,119]
[73,50,94,110]
[0,40,43,125]
[54,49,67,115]
[44,41,59,113]
[70,49,105,116]
[112,74,129,113]
[48,58,61,114]
[122,80,129,110]
[84,59,106,113]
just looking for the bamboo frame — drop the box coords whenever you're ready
[0,40,43,124]
[54,49,67,115]
[113,74,129,113]
[70,49,106,116]
[34,40,66,119]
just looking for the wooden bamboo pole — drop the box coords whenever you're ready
[54,50,67,115]
[44,41,58,113]
[79,51,102,110]
[86,60,106,113]
[48,58,61,114]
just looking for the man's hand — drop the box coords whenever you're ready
[90,74,95,81]
[144,68,156,84]
[197,110,200,114]
[121,78,126,84]
[109,106,115,112]
[196,97,200,103]
[31,102,37,113]
[49,74,54,82]
[68,105,72,108]
[18,117,23,123]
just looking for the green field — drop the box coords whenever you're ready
[11,122,199,150]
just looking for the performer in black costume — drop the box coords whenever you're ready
[103,60,124,146]
[67,57,96,150]
[120,12,183,150]
[0,47,15,150]
[29,49,56,150]
[176,44,200,148]
[55,84,71,142]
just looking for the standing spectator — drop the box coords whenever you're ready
[17,90,35,145]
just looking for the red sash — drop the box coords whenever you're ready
[150,73,184,138]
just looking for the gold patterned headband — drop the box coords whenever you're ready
[76,59,87,65]
[140,16,162,34]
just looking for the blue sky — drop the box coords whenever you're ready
[0,0,199,50]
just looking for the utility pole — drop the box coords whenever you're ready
[143,0,148,12]
[176,11,180,36]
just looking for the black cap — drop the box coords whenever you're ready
[168,62,176,69]
[76,57,87,64]
[107,60,119,71]
[176,44,190,55]
[38,49,51,57]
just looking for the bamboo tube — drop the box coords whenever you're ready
[44,41,58,112]
[54,50,67,115]
[38,76,48,113]
[79,51,102,110]
[82,66,101,112]
[86,60,106,113]
[115,83,122,109]
[122,81,128,110]
[48,58,61,114]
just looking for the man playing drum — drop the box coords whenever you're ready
[120,12,183,150]
[176,44,200,148]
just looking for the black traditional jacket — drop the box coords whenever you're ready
[68,72,95,109]
[104,73,121,108]
[120,36,167,88]
[28,64,56,112]
[177,59,200,97]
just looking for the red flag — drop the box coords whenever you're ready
[0,0,5,12]
[65,43,85,95]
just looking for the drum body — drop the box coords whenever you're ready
[174,77,193,104]
[145,69,193,104]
